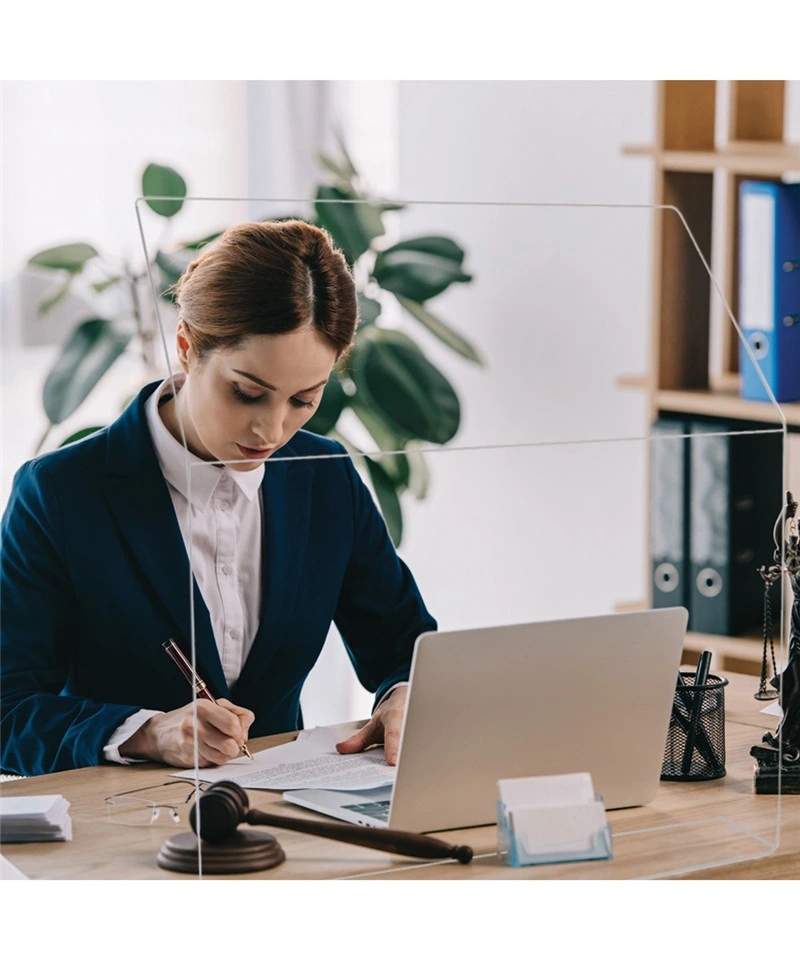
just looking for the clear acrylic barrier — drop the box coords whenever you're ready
[134,195,788,880]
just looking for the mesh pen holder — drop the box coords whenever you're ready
[661,671,728,781]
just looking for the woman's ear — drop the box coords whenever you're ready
[175,322,193,373]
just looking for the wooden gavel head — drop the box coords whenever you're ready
[190,781,251,843]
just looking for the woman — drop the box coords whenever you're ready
[0,220,436,777]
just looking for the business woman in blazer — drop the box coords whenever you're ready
[0,220,435,777]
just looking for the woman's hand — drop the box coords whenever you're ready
[120,698,254,768]
[335,685,408,765]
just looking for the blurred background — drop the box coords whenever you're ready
[3,80,799,725]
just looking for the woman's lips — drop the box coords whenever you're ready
[235,443,275,460]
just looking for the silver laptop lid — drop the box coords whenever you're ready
[389,607,688,833]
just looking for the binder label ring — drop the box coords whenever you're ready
[654,562,680,593]
[697,567,723,598]
[747,332,769,360]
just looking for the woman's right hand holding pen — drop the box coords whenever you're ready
[119,698,255,767]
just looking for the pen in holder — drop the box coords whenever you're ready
[661,662,728,782]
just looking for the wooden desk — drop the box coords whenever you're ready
[1,673,797,880]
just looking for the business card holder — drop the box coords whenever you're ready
[496,797,613,867]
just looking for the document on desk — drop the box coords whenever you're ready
[171,721,396,791]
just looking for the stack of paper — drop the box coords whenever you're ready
[0,795,72,842]
[173,720,396,791]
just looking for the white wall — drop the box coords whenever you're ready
[391,81,655,631]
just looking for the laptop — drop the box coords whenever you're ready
[283,607,688,833]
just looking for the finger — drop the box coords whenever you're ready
[169,727,232,768]
[216,699,255,739]
[336,720,381,754]
[183,710,242,764]
[196,700,245,742]
[383,727,402,766]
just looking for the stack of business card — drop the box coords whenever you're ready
[0,795,72,842]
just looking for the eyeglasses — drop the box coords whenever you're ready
[104,780,207,827]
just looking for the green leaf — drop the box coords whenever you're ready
[384,235,466,264]
[372,238,472,302]
[314,185,385,264]
[58,425,105,447]
[350,329,461,444]
[358,293,381,327]
[141,163,187,218]
[317,151,355,186]
[43,318,132,425]
[406,447,430,500]
[350,397,410,490]
[38,276,74,315]
[28,242,98,273]
[91,276,123,294]
[396,295,484,365]
[331,129,359,181]
[303,375,348,436]
[179,231,223,251]
[155,248,194,284]
[363,455,403,547]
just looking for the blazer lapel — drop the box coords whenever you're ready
[99,384,229,699]
[232,444,314,699]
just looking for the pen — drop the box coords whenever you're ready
[162,638,254,761]
[674,671,717,768]
[680,649,713,775]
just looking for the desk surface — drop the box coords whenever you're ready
[1,673,797,880]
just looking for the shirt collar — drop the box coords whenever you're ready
[145,374,264,509]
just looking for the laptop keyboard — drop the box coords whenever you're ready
[341,800,391,822]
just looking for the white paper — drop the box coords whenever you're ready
[760,701,782,718]
[0,795,72,842]
[510,801,608,855]
[498,772,595,808]
[171,720,396,791]
[0,854,29,880]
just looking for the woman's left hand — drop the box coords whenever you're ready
[335,685,407,765]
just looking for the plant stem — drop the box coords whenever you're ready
[125,262,155,373]
[34,424,53,455]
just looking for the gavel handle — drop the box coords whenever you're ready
[244,808,473,863]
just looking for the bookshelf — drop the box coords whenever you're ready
[622,80,800,675]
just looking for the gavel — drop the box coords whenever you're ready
[190,780,473,863]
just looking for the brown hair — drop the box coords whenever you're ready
[175,220,358,359]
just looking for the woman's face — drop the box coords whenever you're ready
[175,324,338,470]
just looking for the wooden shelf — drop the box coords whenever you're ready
[656,386,800,426]
[617,374,800,426]
[682,630,762,662]
[623,141,800,176]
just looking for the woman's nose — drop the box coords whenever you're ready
[251,410,283,446]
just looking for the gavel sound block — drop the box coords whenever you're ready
[157,780,473,874]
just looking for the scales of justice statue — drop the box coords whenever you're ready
[750,492,800,794]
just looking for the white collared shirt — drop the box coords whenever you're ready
[104,375,264,761]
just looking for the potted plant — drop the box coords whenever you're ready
[26,139,483,545]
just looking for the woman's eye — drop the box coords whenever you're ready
[232,383,263,404]
[291,397,316,410]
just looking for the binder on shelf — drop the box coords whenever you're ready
[687,420,782,636]
[650,417,691,610]
[738,181,800,403]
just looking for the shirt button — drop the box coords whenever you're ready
[218,501,230,511]
[230,629,241,641]
[221,565,232,576]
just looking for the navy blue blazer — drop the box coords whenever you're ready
[0,382,435,776]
